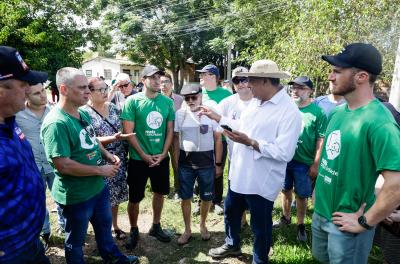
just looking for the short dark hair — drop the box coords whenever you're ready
[163,73,172,82]
[88,77,103,90]
[352,68,378,85]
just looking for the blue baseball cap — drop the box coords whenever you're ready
[196,64,220,79]
[288,76,314,89]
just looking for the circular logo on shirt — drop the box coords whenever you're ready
[146,111,163,129]
[325,130,341,160]
[79,126,98,149]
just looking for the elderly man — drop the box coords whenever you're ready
[196,64,231,215]
[312,43,400,264]
[0,46,49,264]
[274,76,327,242]
[41,67,138,263]
[202,60,302,263]
[108,72,135,111]
[122,65,175,249]
[16,82,65,249]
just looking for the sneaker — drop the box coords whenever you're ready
[208,244,242,258]
[40,232,50,251]
[297,224,307,242]
[126,255,139,264]
[148,223,171,243]
[213,203,224,215]
[272,215,291,228]
[125,227,139,250]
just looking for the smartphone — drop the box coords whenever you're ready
[221,125,233,132]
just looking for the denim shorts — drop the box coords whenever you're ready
[178,166,214,201]
[312,212,375,264]
[283,160,312,198]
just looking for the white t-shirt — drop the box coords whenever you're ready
[218,94,252,159]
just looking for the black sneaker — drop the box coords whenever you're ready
[41,232,50,251]
[297,224,307,242]
[208,244,242,258]
[148,223,171,243]
[272,215,291,228]
[125,227,139,250]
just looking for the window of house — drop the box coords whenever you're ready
[123,69,131,75]
[104,69,112,80]
[85,70,92,77]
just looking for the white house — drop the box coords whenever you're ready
[81,56,144,85]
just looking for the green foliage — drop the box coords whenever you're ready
[0,0,108,85]
[212,0,400,94]
[103,0,227,91]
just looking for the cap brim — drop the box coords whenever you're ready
[288,81,313,89]
[321,55,352,68]
[142,70,164,78]
[196,69,209,73]
[18,70,48,85]
[236,71,291,79]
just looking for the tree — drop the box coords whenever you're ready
[211,0,400,95]
[102,0,226,91]
[0,0,108,85]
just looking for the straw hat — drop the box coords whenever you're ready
[236,59,290,79]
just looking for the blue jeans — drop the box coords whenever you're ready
[312,212,375,264]
[0,238,50,264]
[41,169,65,234]
[178,166,214,201]
[224,187,274,264]
[58,186,127,264]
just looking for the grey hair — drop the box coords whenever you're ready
[56,67,85,88]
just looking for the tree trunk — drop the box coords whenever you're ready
[172,70,179,94]
[389,37,400,111]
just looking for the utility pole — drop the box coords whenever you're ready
[389,36,400,111]
[227,44,233,84]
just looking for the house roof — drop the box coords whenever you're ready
[83,56,143,66]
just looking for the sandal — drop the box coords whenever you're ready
[177,232,192,245]
[200,228,211,241]
[114,229,127,240]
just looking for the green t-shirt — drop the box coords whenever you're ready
[120,92,175,160]
[293,103,327,165]
[315,99,400,221]
[41,107,105,205]
[202,86,232,104]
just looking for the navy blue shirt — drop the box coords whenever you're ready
[0,116,45,261]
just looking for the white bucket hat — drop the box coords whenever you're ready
[236,59,290,79]
[232,66,249,78]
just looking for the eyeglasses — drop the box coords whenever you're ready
[161,80,171,85]
[232,77,249,85]
[184,95,199,101]
[117,83,130,89]
[290,85,308,91]
[90,85,109,94]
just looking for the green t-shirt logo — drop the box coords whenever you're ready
[146,111,163,129]
[325,130,341,160]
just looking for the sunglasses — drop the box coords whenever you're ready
[232,77,249,85]
[90,85,109,94]
[184,95,199,102]
[117,83,130,89]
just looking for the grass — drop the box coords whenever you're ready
[46,163,384,263]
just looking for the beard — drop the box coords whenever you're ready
[332,76,356,96]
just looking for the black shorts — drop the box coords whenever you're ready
[127,157,170,203]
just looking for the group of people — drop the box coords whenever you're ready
[1,41,400,264]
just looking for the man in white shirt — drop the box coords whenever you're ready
[202,60,302,263]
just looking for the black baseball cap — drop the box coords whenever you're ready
[322,43,382,75]
[288,76,314,89]
[180,83,202,96]
[0,46,48,85]
[141,65,164,78]
[196,64,220,79]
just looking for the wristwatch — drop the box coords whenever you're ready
[358,215,373,230]
[215,162,223,166]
